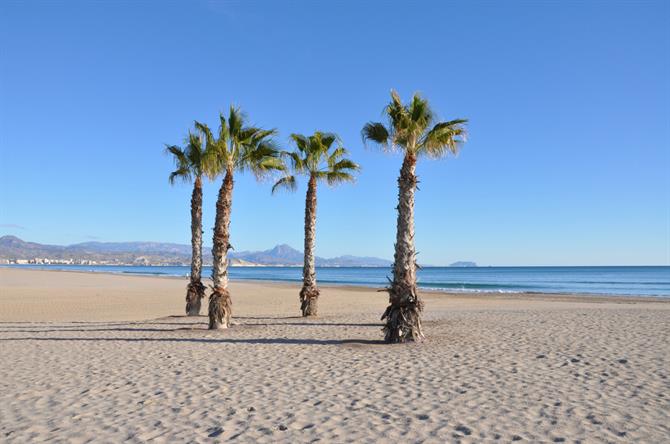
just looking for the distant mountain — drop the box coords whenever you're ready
[231,244,304,265]
[320,255,392,267]
[69,241,192,256]
[0,236,392,267]
[0,235,195,265]
[450,261,477,267]
[229,244,392,267]
[0,236,65,257]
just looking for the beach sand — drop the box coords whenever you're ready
[0,268,668,443]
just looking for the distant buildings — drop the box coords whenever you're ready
[2,257,189,266]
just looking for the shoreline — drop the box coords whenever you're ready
[4,266,669,303]
[2,265,668,303]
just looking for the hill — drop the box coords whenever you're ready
[0,236,392,267]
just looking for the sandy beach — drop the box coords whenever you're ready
[0,268,668,443]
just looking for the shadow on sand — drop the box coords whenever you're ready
[0,336,385,346]
[0,317,386,346]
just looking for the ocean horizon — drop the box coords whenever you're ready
[5,264,669,297]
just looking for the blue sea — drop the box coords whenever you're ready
[4,265,670,297]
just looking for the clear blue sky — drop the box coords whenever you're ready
[1,1,668,266]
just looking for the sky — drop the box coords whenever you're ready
[0,1,668,266]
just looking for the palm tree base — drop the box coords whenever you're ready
[300,285,319,317]
[208,287,232,329]
[381,290,425,343]
[185,281,206,316]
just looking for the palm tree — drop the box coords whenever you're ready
[273,132,360,316]
[362,90,467,342]
[196,106,285,329]
[166,131,208,316]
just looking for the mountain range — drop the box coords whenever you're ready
[0,235,392,267]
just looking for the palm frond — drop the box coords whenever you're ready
[325,170,356,186]
[227,106,244,138]
[168,166,191,185]
[165,144,188,165]
[290,133,310,153]
[282,150,306,173]
[327,146,347,168]
[361,122,390,148]
[386,89,408,131]
[318,132,338,150]
[409,93,434,132]
[194,121,214,146]
[242,139,285,177]
[165,144,192,185]
[419,119,468,158]
[331,158,360,173]
[185,132,204,174]
[271,175,297,194]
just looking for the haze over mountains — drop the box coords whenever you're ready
[0,236,392,267]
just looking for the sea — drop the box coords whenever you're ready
[4,265,670,297]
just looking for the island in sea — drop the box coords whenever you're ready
[449,261,477,267]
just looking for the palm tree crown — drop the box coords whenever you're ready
[362,90,467,157]
[272,131,360,193]
[165,131,208,184]
[195,106,284,178]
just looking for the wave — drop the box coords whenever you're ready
[555,280,670,286]
[418,282,536,290]
[121,270,173,276]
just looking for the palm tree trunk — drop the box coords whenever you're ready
[209,167,233,329]
[185,175,206,316]
[300,175,319,316]
[382,153,424,342]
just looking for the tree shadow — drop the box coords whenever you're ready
[0,327,204,334]
[0,320,382,333]
[0,336,386,346]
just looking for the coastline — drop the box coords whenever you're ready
[2,265,668,301]
[0,267,668,324]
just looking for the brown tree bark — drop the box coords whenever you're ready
[300,175,319,316]
[185,175,206,316]
[209,167,233,329]
[382,153,424,342]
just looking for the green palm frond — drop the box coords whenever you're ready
[185,132,204,175]
[194,121,214,146]
[325,170,356,185]
[361,122,390,149]
[362,90,468,159]
[409,93,433,131]
[419,119,467,158]
[271,175,297,194]
[165,144,192,184]
[327,147,347,168]
[168,166,191,184]
[166,144,188,165]
[331,158,360,173]
[386,89,408,131]
[241,139,285,178]
[282,150,306,173]
[276,131,359,192]
[290,134,310,153]
[317,132,338,150]
[227,106,244,138]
